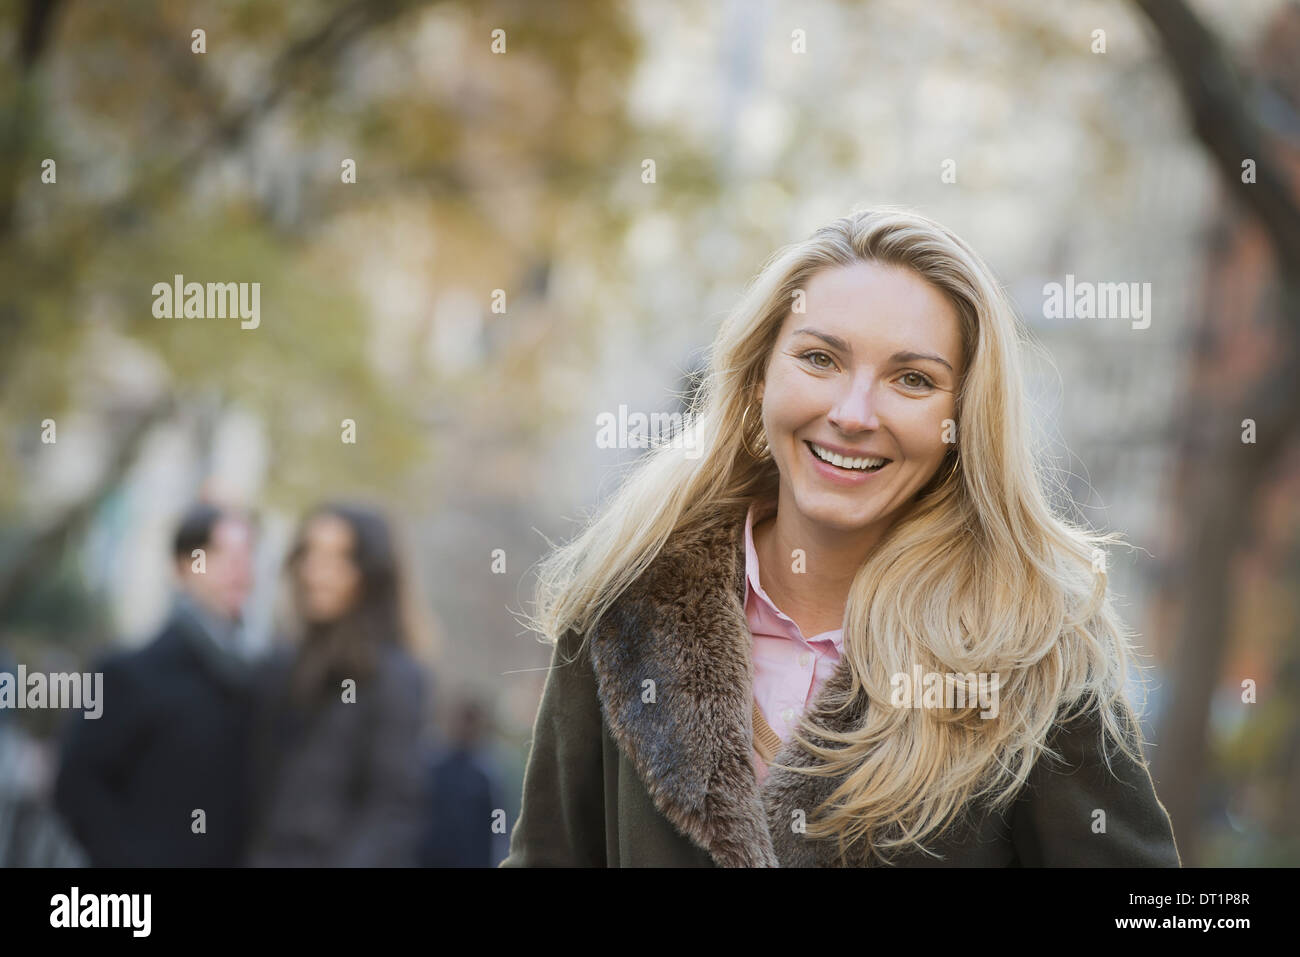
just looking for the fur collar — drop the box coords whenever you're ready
[587,502,872,867]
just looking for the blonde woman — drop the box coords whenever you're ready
[501,207,1181,867]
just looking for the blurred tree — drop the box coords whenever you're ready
[0,0,654,619]
[1136,0,1300,864]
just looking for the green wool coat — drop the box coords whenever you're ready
[500,504,1182,867]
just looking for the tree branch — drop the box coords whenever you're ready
[1135,0,1300,271]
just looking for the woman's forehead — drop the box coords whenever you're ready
[801,263,954,319]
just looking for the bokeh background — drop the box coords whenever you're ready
[2,0,1298,866]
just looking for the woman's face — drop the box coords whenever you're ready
[758,260,963,538]
[295,513,363,624]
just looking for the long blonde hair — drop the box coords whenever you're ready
[528,206,1150,863]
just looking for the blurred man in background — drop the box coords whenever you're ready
[53,503,257,866]
[419,695,507,867]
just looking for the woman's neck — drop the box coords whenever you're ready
[751,496,890,638]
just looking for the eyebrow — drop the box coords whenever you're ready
[790,328,954,373]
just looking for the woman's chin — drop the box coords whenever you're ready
[790,492,886,533]
[301,609,341,627]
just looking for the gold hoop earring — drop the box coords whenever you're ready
[937,446,961,486]
[916,447,959,499]
[740,402,770,460]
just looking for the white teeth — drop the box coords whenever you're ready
[810,443,886,471]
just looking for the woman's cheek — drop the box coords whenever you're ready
[765,378,814,432]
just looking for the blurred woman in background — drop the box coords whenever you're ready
[247,503,431,867]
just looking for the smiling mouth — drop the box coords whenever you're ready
[805,441,891,472]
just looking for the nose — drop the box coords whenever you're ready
[827,372,880,434]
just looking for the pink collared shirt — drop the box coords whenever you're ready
[744,500,844,786]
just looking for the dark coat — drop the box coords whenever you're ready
[501,504,1182,867]
[246,640,429,867]
[53,607,255,866]
[419,745,508,867]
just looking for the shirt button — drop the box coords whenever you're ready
[781,708,795,724]
[798,652,811,668]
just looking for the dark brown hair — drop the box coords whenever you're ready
[284,502,408,709]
